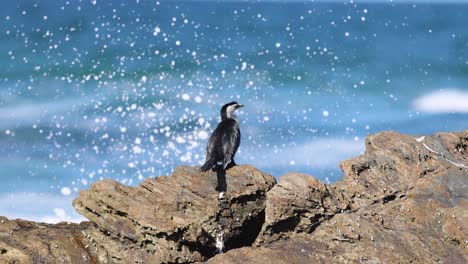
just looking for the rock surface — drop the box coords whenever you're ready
[208,131,468,263]
[0,217,95,263]
[0,131,467,264]
[72,165,276,263]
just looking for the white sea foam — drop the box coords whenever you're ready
[412,89,468,114]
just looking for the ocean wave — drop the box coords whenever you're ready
[412,89,468,114]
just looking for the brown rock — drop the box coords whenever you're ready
[208,130,468,264]
[72,165,276,263]
[1,131,467,264]
[255,172,348,244]
[0,217,97,264]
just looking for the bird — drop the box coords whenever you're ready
[200,102,244,172]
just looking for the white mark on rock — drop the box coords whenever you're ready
[418,138,468,169]
[415,136,425,142]
[215,230,224,253]
[445,159,468,169]
[422,143,438,154]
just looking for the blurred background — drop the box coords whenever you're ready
[0,0,467,222]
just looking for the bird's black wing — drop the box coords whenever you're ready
[232,125,241,160]
[222,119,240,168]
[206,124,222,160]
[200,124,223,171]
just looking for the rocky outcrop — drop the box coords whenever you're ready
[0,131,467,263]
[254,172,349,245]
[1,165,276,264]
[71,165,276,263]
[208,131,468,263]
[0,218,95,263]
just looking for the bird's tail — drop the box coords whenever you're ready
[200,158,216,172]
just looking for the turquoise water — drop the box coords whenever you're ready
[0,1,467,222]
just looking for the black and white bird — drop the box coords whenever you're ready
[200,102,244,171]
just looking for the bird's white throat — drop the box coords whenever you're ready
[226,104,237,118]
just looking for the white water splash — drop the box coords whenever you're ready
[215,230,224,253]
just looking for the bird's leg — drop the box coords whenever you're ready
[213,163,222,172]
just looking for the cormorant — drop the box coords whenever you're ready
[200,102,244,171]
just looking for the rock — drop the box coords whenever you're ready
[207,131,468,264]
[0,217,96,263]
[1,131,467,264]
[72,165,276,263]
[255,172,348,245]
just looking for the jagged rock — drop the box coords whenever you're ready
[72,165,276,263]
[207,131,468,263]
[0,217,96,263]
[1,131,467,264]
[254,172,348,244]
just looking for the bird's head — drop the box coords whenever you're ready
[221,101,244,119]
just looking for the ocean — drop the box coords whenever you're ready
[0,0,467,222]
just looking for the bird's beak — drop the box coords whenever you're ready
[236,104,245,109]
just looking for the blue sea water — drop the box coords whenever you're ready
[0,0,467,222]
